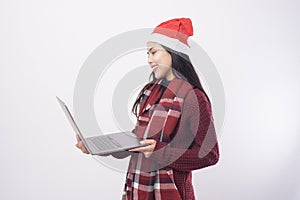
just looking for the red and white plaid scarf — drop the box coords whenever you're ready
[122,77,194,200]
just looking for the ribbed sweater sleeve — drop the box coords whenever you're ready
[148,89,220,171]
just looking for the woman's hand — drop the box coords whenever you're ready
[128,139,156,158]
[75,134,90,154]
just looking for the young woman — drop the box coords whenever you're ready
[76,18,220,200]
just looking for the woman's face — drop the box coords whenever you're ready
[147,42,174,81]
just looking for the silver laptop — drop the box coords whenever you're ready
[56,96,148,156]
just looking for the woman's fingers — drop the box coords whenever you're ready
[80,144,90,154]
[76,134,81,142]
[75,141,83,149]
[128,146,148,152]
[128,139,156,158]
[75,135,90,154]
[81,146,89,154]
[129,139,154,152]
[140,139,156,145]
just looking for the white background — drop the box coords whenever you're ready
[1,0,300,199]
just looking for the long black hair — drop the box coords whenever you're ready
[131,44,211,117]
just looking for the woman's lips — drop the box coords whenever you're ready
[152,65,158,72]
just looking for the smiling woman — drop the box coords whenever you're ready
[146,42,174,81]
[75,17,220,200]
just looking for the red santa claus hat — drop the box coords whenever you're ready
[147,17,193,55]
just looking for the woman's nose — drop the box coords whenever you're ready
[147,56,153,65]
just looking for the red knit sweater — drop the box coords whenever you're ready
[112,88,220,199]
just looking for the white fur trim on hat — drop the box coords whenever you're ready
[147,33,191,55]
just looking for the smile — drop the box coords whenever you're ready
[152,65,158,72]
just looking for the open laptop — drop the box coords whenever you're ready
[56,96,148,156]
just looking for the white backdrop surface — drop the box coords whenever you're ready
[0,0,300,199]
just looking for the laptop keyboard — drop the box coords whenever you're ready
[88,136,122,151]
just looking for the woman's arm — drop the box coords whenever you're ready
[148,89,220,171]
